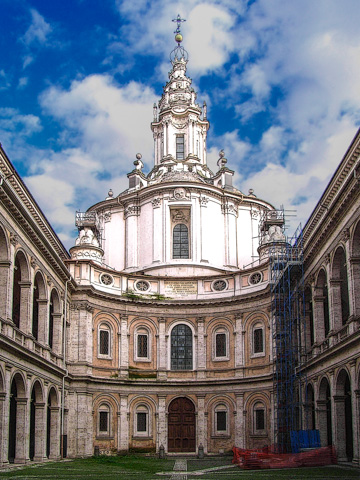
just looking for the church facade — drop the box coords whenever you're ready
[0,33,359,466]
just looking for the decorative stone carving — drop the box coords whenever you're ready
[151,198,161,208]
[75,228,100,248]
[134,280,150,292]
[251,209,259,219]
[263,225,286,243]
[100,273,113,286]
[249,272,262,285]
[174,187,186,199]
[199,196,208,207]
[124,205,141,218]
[171,209,190,224]
[30,256,37,269]
[211,279,228,291]
[103,212,111,222]
[217,150,227,169]
[221,202,238,216]
[70,302,94,312]
[9,232,18,246]
[342,228,350,242]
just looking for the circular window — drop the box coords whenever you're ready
[249,272,262,285]
[100,273,113,286]
[211,279,228,292]
[134,280,150,292]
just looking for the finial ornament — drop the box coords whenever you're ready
[170,15,188,63]
[217,150,227,169]
[172,14,186,44]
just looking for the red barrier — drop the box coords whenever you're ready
[232,445,337,470]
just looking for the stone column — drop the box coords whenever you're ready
[333,395,347,461]
[18,281,31,334]
[49,406,61,460]
[222,201,238,268]
[234,314,244,377]
[120,315,129,377]
[313,297,325,343]
[124,206,140,269]
[354,389,360,466]
[196,395,206,453]
[73,392,93,457]
[51,313,63,355]
[234,393,245,448]
[158,318,167,379]
[2,364,12,465]
[0,392,6,466]
[199,196,210,263]
[197,317,206,379]
[349,257,360,317]
[0,260,11,320]
[33,402,46,462]
[152,198,162,263]
[119,395,129,452]
[37,298,48,345]
[14,397,27,464]
[350,361,359,465]
[329,279,342,332]
[157,395,167,453]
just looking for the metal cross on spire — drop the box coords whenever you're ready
[172,14,186,35]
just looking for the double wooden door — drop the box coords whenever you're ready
[168,397,196,452]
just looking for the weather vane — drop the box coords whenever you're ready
[172,14,186,44]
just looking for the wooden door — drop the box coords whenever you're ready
[168,397,196,452]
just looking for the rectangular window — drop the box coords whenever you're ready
[255,409,265,431]
[254,328,264,354]
[215,333,226,357]
[138,334,148,358]
[176,135,185,160]
[137,412,147,432]
[99,330,109,355]
[216,411,227,432]
[99,411,108,432]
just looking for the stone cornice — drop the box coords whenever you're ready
[0,146,71,282]
[303,129,360,261]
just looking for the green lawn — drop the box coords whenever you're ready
[0,456,358,480]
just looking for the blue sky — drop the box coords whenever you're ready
[1,0,360,248]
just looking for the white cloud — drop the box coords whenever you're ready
[22,9,52,47]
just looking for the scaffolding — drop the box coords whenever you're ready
[259,211,306,452]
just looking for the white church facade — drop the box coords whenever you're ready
[0,27,359,465]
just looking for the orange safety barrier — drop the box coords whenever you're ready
[232,445,337,470]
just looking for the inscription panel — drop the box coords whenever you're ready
[164,281,198,296]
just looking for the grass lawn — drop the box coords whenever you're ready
[0,456,359,480]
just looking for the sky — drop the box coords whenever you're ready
[1,0,360,248]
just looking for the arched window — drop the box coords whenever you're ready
[173,224,189,259]
[171,324,193,370]
[135,327,150,361]
[214,403,229,435]
[98,403,110,436]
[134,404,150,437]
[213,327,229,360]
[253,402,266,434]
[98,323,111,358]
[252,322,264,356]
